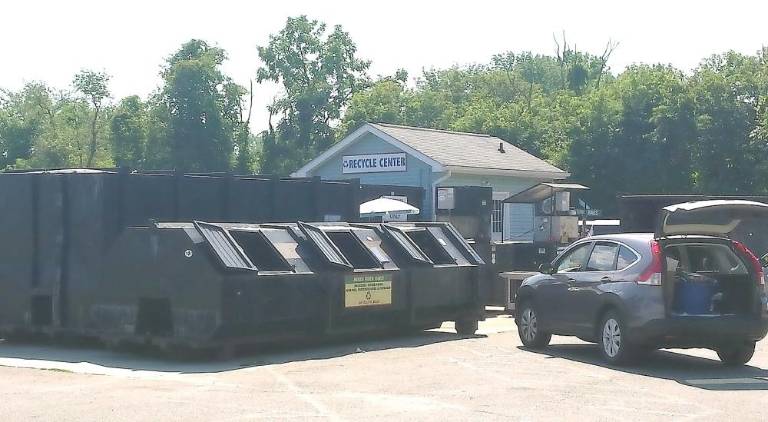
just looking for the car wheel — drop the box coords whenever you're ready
[517,302,551,349]
[716,342,755,366]
[598,311,636,365]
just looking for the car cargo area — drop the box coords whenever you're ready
[663,241,757,316]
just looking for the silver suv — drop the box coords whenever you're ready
[516,200,768,365]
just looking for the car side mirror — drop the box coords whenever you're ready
[539,263,554,274]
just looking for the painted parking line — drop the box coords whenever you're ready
[685,377,768,386]
[683,377,768,390]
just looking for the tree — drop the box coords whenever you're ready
[339,75,411,135]
[73,70,111,167]
[751,47,768,192]
[257,16,370,174]
[566,65,697,212]
[148,39,246,172]
[688,52,766,194]
[553,32,615,94]
[342,46,729,214]
[0,85,47,168]
[594,40,619,89]
[225,79,255,173]
[110,95,147,168]
[1,82,109,169]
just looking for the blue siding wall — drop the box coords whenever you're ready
[308,135,555,222]
[310,133,436,216]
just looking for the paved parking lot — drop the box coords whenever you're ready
[1,315,767,421]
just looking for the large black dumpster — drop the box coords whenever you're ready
[381,222,485,333]
[302,222,484,334]
[0,173,36,328]
[434,186,494,305]
[0,169,480,350]
[53,220,483,349]
[81,222,327,346]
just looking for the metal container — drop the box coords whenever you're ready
[69,221,483,349]
[382,222,486,333]
[0,170,425,342]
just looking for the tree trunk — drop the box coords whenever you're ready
[86,106,99,167]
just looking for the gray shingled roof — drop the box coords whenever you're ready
[370,123,567,176]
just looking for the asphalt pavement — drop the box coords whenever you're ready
[0,315,766,421]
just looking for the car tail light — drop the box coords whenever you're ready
[732,240,765,286]
[638,240,663,286]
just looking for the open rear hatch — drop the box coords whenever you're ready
[656,200,768,249]
[656,200,768,316]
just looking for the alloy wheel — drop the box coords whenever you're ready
[602,318,621,358]
[521,308,537,343]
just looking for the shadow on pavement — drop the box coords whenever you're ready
[0,330,481,375]
[524,343,768,391]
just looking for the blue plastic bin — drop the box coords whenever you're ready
[672,273,719,314]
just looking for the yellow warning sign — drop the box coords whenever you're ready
[344,274,393,308]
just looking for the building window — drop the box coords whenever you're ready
[491,200,504,235]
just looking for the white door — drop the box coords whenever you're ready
[491,192,509,242]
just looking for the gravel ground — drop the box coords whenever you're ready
[0,315,766,421]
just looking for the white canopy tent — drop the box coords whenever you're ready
[359,197,420,221]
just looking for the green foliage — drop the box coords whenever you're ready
[149,39,244,172]
[257,16,370,174]
[688,51,766,194]
[0,39,252,173]
[562,65,698,210]
[342,47,768,214]
[340,78,411,134]
[110,95,147,168]
[1,82,113,169]
[0,84,46,168]
[73,70,111,167]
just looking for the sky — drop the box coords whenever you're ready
[2,0,767,132]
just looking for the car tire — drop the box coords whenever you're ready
[716,342,755,366]
[517,302,551,349]
[598,311,636,365]
[455,318,479,336]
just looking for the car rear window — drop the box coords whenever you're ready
[616,246,638,270]
[664,243,748,275]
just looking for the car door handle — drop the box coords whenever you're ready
[600,276,612,283]
[567,278,579,291]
